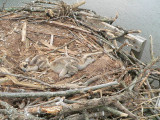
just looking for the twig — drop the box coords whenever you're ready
[40,39,77,55]
[145,79,160,120]
[114,56,160,95]
[139,72,150,88]
[156,93,160,107]
[79,33,100,50]
[0,100,43,120]
[141,89,160,94]
[128,76,138,91]
[0,67,47,90]
[83,75,101,86]
[0,77,9,84]
[21,20,27,42]
[71,88,109,100]
[50,34,54,45]
[34,0,58,5]
[56,92,134,118]
[125,51,146,66]
[0,71,52,87]
[70,0,86,10]
[142,113,160,120]
[108,31,128,40]
[0,8,24,18]
[149,35,155,60]
[118,51,135,65]
[108,28,141,40]
[49,39,76,53]
[0,81,118,98]
[83,109,89,120]
[48,21,91,33]
[141,56,160,76]
[106,32,118,48]
[2,0,8,11]
[27,97,61,108]
[114,101,138,119]
[48,30,77,53]
[99,106,128,117]
[148,106,160,120]
[0,109,8,115]
[0,71,82,89]
[63,111,109,120]
[116,42,133,52]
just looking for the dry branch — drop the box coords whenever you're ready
[63,112,109,120]
[116,42,133,52]
[0,71,82,89]
[70,0,86,10]
[0,68,46,90]
[57,92,134,117]
[49,39,76,53]
[39,39,77,55]
[115,56,160,94]
[0,100,43,120]
[83,75,102,86]
[99,106,128,117]
[48,21,91,33]
[21,20,27,42]
[0,71,51,87]
[114,101,138,119]
[0,81,118,98]
[149,35,155,60]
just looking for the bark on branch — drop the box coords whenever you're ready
[0,81,118,98]
[54,92,134,119]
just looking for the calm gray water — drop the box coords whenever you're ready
[1,0,160,63]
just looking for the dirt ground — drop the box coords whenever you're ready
[0,18,125,90]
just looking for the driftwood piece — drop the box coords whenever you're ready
[21,20,27,42]
[79,11,118,25]
[55,92,134,118]
[101,22,146,58]
[149,35,155,60]
[27,105,63,115]
[50,34,54,45]
[48,21,91,33]
[0,81,118,98]
[21,20,30,49]
[35,0,85,10]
